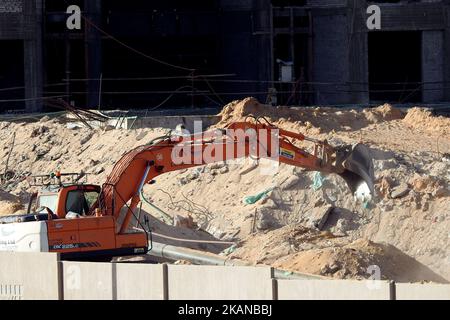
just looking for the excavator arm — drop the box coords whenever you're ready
[98,121,374,234]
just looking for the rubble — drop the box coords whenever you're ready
[390,183,411,199]
[306,206,334,231]
[0,98,449,282]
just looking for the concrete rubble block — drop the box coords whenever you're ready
[209,161,227,170]
[115,263,165,300]
[256,207,277,231]
[390,183,410,199]
[374,159,398,172]
[239,161,258,175]
[0,252,60,300]
[369,148,396,160]
[135,131,148,141]
[187,170,200,181]
[62,261,113,300]
[395,283,450,300]
[167,265,274,300]
[306,206,334,230]
[277,280,393,300]
[95,166,105,174]
[219,166,229,174]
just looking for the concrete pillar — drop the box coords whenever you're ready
[422,30,444,102]
[312,12,350,105]
[84,0,102,109]
[252,0,273,96]
[444,6,450,102]
[24,0,43,112]
[218,0,267,102]
[348,0,369,104]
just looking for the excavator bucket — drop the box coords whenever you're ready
[335,144,375,198]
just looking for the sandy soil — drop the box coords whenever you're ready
[0,98,448,283]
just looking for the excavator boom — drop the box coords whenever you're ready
[99,121,375,234]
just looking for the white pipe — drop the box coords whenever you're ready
[148,241,326,280]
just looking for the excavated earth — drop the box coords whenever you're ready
[0,98,449,283]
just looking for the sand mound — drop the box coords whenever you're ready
[363,103,404,123]
[217,97,310,130]
[217,98,405,134]
[0,189,24,216]
[274,239,447,283]
[403,107,450,135]
[227,224,447,283]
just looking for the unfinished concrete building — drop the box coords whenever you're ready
[1,0,450,112]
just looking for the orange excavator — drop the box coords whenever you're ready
[0,120,374,260]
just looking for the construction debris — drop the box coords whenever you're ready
[306,206,334,231]
[390,183,410,199]
[0,98,449,283]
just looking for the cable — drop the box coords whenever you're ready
[81,14,195,72]
[58,76,450,86]
[0,95,68,103]
[63,74,236,82]
[0,83,67,93]
[146,85,198,112]
[140,190,174,224]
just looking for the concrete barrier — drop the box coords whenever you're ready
[0,252,61,300]
[125,115,221,131]
[115,263,166,300]
[62,261,113,300]
[395,283,450,300]
[167,265,274,300]
[277,280,393,300]
[2,252,449,300]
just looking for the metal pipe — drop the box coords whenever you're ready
[148,241,325,280]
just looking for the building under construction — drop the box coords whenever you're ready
[1,0,450,112]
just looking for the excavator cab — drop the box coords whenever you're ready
[27,184,101,218]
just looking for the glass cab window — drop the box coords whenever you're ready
[37,194,58,214]
[66,190,99,216]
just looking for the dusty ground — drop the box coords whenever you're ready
[0,98,449,283]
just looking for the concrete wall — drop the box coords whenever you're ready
[115,263,166,300]
[0,252,60,300]
[62,261,167,300]
[1,252,450,300]
[277,280,393,300]
[396,283,450,300]
[167,265,275,300]
[62,261,114,300]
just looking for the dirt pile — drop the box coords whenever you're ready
[0,188,24,216]
[362,103,404,123]
[217,97,404,135]
[403,107,450,135]
[223,224,446,282]
[0,98,449,283]
[273,239,447,283]
[0,120,169,196]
